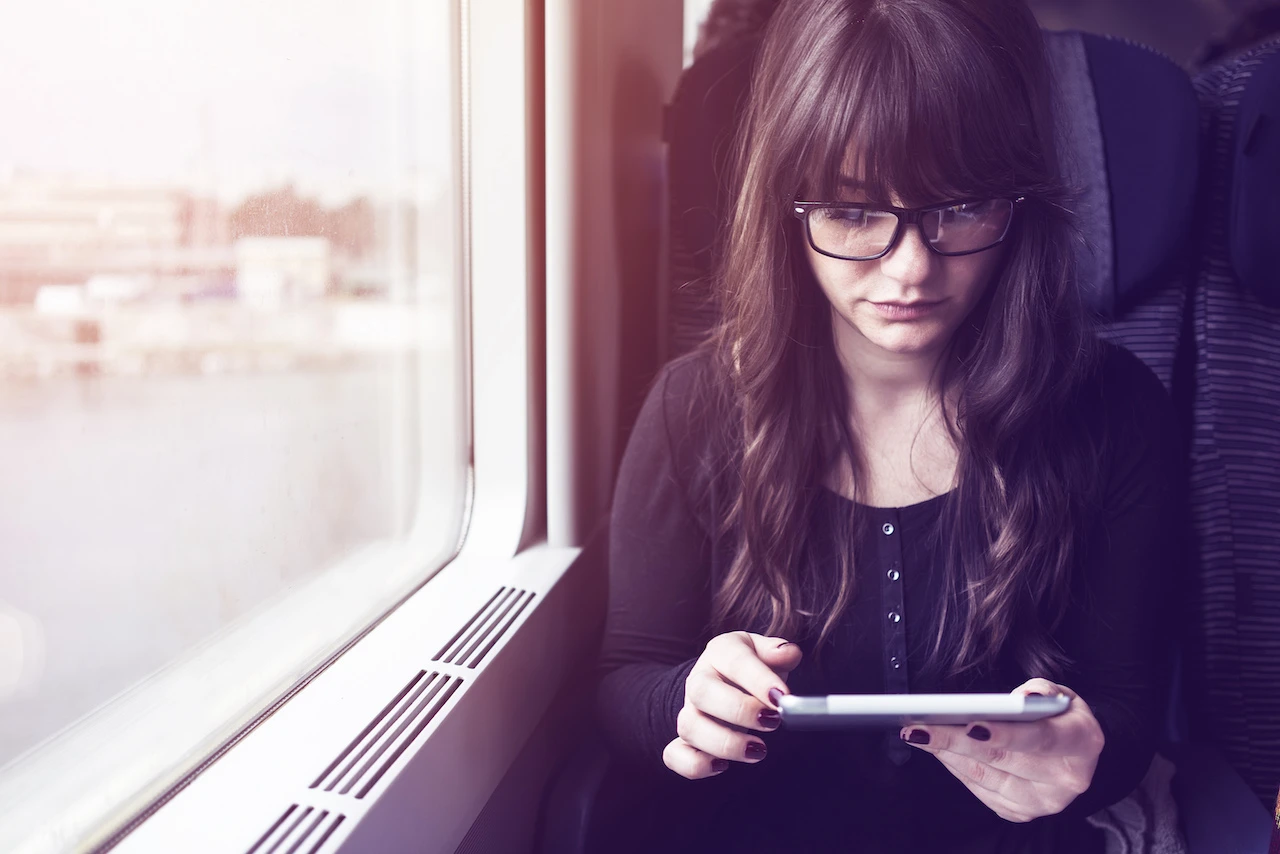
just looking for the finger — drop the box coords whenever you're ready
[745,636,804,689]
[1013,679,1106,758]
[931,751,1038,823]
[901,721,1074,788]
[936,749,1082,819]
[1011,678,1082,735]
[901,718,1055,762]
[1014,678,1095,717]
[752,634,804,678]
[675,704,769,764]
[925,740,1024,800]
[685,664,783,733]
[1010,678,1070,706]
[932,745,1014,798]
[704,632,793,709]
[902,686,1097,760]
[901,707,1100,789]
[663,736,732,781]
[1018,679,1104,746]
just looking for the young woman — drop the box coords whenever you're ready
[594,0,1183,851]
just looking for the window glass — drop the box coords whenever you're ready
[684,0,716,66]
[0,0,463,769]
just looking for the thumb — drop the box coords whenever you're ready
[758,638,803,674]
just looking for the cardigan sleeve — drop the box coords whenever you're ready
[593,354,721,774]
[1054,343,1186,819]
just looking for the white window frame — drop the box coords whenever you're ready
[0,0,508,849]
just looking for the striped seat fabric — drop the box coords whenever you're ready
[1186,38,1280,809]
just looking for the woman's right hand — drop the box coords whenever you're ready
[662,631,803,780]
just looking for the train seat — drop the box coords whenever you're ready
[535,27,1278,854]
[1181,35,1280,813]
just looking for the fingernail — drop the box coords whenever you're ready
[757,709,781,729]
[775,641,793,650]
[967,725,991,741]
[903,729,930,745]
[711,758,730,773]
[768,687,784,707]
[745,741,767,760]
[1027,692,1044,698]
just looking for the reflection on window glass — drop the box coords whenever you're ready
[0,0,463,768]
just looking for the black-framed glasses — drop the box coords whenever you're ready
[791,197,1025,261]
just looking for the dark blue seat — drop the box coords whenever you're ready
[535,28,1278,854]
[1185,35,1280,811]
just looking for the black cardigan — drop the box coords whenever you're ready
[593,340,1183,853]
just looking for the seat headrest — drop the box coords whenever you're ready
[1047,31,1200,317]
[1226,41,1280,303]
[664,38,757,283]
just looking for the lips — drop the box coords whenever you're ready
[871,299,945,320]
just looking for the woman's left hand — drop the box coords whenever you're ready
[899,678,1105,823]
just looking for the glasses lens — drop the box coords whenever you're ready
[808,207,899,259]
[921,199,1014,254]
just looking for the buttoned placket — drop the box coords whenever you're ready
[876,511,913,765]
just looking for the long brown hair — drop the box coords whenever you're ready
[698,0,1107,684]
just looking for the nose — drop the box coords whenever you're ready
[878,222,935,286]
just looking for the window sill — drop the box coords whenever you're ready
[0,530,433,853]
[94,539,600,854]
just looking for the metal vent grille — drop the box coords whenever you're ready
[432,587,535,668]
[310,670,462,799]
[247,804,345,854]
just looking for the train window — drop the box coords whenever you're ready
[684,0,713,65]
[0,0,465,842]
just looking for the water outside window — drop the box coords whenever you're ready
[0,0,465,771]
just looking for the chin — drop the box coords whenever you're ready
[860,323,951,355]
[869,336,943,355]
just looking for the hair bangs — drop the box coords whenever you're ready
[797,1,1049,207]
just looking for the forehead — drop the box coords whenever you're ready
[819,140,967,208]
[829,146,937,208]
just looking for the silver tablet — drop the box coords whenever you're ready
[776,692,1071,729]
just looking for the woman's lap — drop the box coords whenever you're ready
[587,760,1108,854]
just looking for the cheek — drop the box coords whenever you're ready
[966,251,1007,299]
[806,249,865,300]
[947,257,1001,309]
[804,246,828,290]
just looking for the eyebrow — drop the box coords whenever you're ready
[837,176,868,190]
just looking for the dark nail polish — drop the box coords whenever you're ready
[967,725,991,741]
[745,741,767,760]
[905,729,930,745]
[768,687,784,707]
[757,709,781,729]
[711,758,729,773]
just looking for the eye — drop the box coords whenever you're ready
[945,200,995,217]
[815,206,888,228]
[826,208,869,224]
